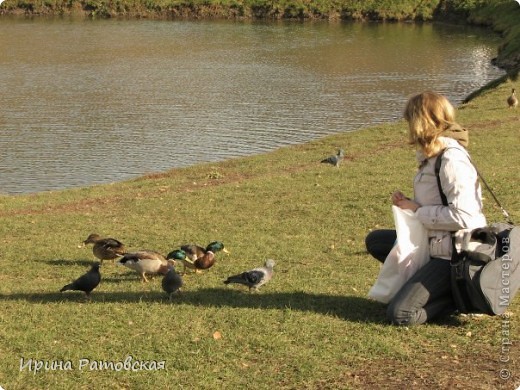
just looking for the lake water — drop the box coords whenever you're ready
[0,18,505,194]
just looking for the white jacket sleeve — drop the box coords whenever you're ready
[415,146,486,232]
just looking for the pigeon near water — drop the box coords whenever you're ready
[60,262,101,299]
[223,259,275,292]
[321,149,345,167]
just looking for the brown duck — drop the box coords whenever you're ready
[82,233,126,264]
[507,88,518,108]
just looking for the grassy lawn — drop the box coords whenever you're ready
[0,81,519,388]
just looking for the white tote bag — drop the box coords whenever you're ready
[368,205,430,303]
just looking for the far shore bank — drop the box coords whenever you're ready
[1,0,519,74]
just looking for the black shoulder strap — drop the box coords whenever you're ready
[434,148,448,206]
[435,148,470,313]
[435,147,513,224]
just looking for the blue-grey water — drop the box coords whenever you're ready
[0,18,505,194]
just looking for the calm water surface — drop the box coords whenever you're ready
[0,18,504,194]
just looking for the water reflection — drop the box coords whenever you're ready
[0,19,504,194]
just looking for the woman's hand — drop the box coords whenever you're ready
[391,191,407,204]
[392,190,421,212]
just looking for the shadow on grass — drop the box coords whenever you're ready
[44,258,95,267]
[0,288,389,323]
[43,259,141,282]
[9,258,465,325]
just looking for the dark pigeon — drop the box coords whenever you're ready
[162,263,184,301]
[60,262,101,299]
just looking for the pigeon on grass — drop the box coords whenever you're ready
[223,259,275,292]
[321,149,345,167]
[60,262,101,300]
[162,262,184,301]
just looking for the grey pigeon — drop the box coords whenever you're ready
[223,259,275,292]
[162,263,183,301]
[321,148,345,167]
[60,262,101,299]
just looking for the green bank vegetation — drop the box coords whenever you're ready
[0,0,501,19]
[0,79,518,388]
[466,0,520,73]
[0,0,516,21]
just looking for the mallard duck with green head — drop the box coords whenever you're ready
[118,250,173,282]
[166,248,195,274]
[169,241,229,274]
[164,249,188,272]
[82,233,126,264]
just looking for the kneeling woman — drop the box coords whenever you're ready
[366,91,486,325]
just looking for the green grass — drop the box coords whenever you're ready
[0,80,518,388]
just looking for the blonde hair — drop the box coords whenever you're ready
[404,91,456,157]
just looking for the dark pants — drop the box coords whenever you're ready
[365,229,396,263]
[365,229,456,325]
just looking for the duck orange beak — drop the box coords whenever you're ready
[223,248,230,255]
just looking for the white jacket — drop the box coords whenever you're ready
[413,137,487,259]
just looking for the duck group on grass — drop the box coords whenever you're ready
[60,233,273,301]
[60,146,354,301]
